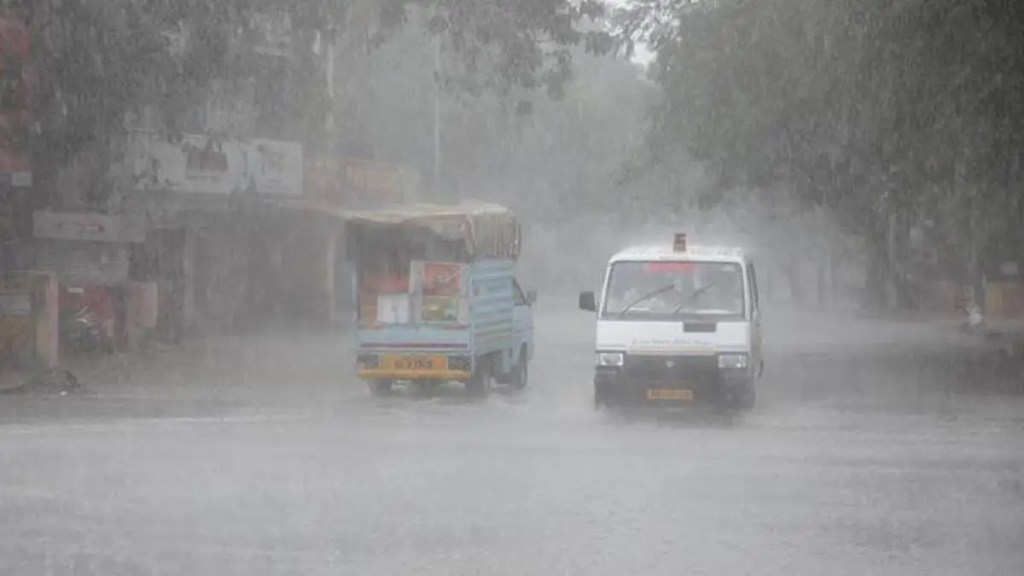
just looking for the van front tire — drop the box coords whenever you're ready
[594,389,616,411]
[723,385,756,411]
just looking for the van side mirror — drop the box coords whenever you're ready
[578,291,596,312]
[526,290,537,305]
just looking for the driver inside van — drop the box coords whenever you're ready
[703,266,744,314]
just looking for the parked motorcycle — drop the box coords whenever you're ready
[59,305,112,355]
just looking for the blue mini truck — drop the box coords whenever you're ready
[345,202,535,396]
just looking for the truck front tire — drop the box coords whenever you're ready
[466,361,492,397]
[509,348,529,391]
[369,380,394,397]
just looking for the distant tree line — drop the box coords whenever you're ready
[8,0,1019,308]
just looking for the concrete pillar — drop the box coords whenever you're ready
[34,273,59,369]
[182,226,196,331]
[325,224,337,324]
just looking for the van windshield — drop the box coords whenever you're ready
[602,261,746,320]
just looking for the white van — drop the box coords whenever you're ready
[579,235,762,410]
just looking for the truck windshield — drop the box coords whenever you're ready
[602,261,746,320]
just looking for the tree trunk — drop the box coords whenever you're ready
[830,245,843,304]
[816,253,828,308]
[864,234,891,309]
[784,259,804,302]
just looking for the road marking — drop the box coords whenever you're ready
[0,413,310,436]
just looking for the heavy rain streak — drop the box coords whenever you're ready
[1,1,1023,574]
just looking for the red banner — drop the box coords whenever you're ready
[304,157,407,207]
[0,16,32,187]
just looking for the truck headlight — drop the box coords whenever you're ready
[596,352,625,367]
[718,354,749,370]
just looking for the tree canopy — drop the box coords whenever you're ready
[1,0,611,188]
[620,0,1024,243]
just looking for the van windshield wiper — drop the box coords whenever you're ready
[618,283,677,315]
[671,282,718,316]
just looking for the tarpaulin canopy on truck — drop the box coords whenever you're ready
[344,201,521,260]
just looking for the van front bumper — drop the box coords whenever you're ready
[593,356,753,406]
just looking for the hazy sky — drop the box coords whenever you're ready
[607,0,655,65]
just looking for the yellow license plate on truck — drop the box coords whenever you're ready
[383,355,445,371]
[647,389,694,401]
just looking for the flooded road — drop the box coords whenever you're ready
[1,298,1023,575]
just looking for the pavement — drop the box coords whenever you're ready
[1,296,1023,575]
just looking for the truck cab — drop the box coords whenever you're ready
[579,235,762,410]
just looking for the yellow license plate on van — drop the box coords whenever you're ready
[382,355,445,371]
[647,389,694,401]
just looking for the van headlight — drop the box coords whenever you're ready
[718,354,749,370]
[596,352,625,367]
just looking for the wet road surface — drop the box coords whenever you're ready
[1,299,1023,575]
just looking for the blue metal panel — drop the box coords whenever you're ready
[470,259,517,356]
[357,325,471,353]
